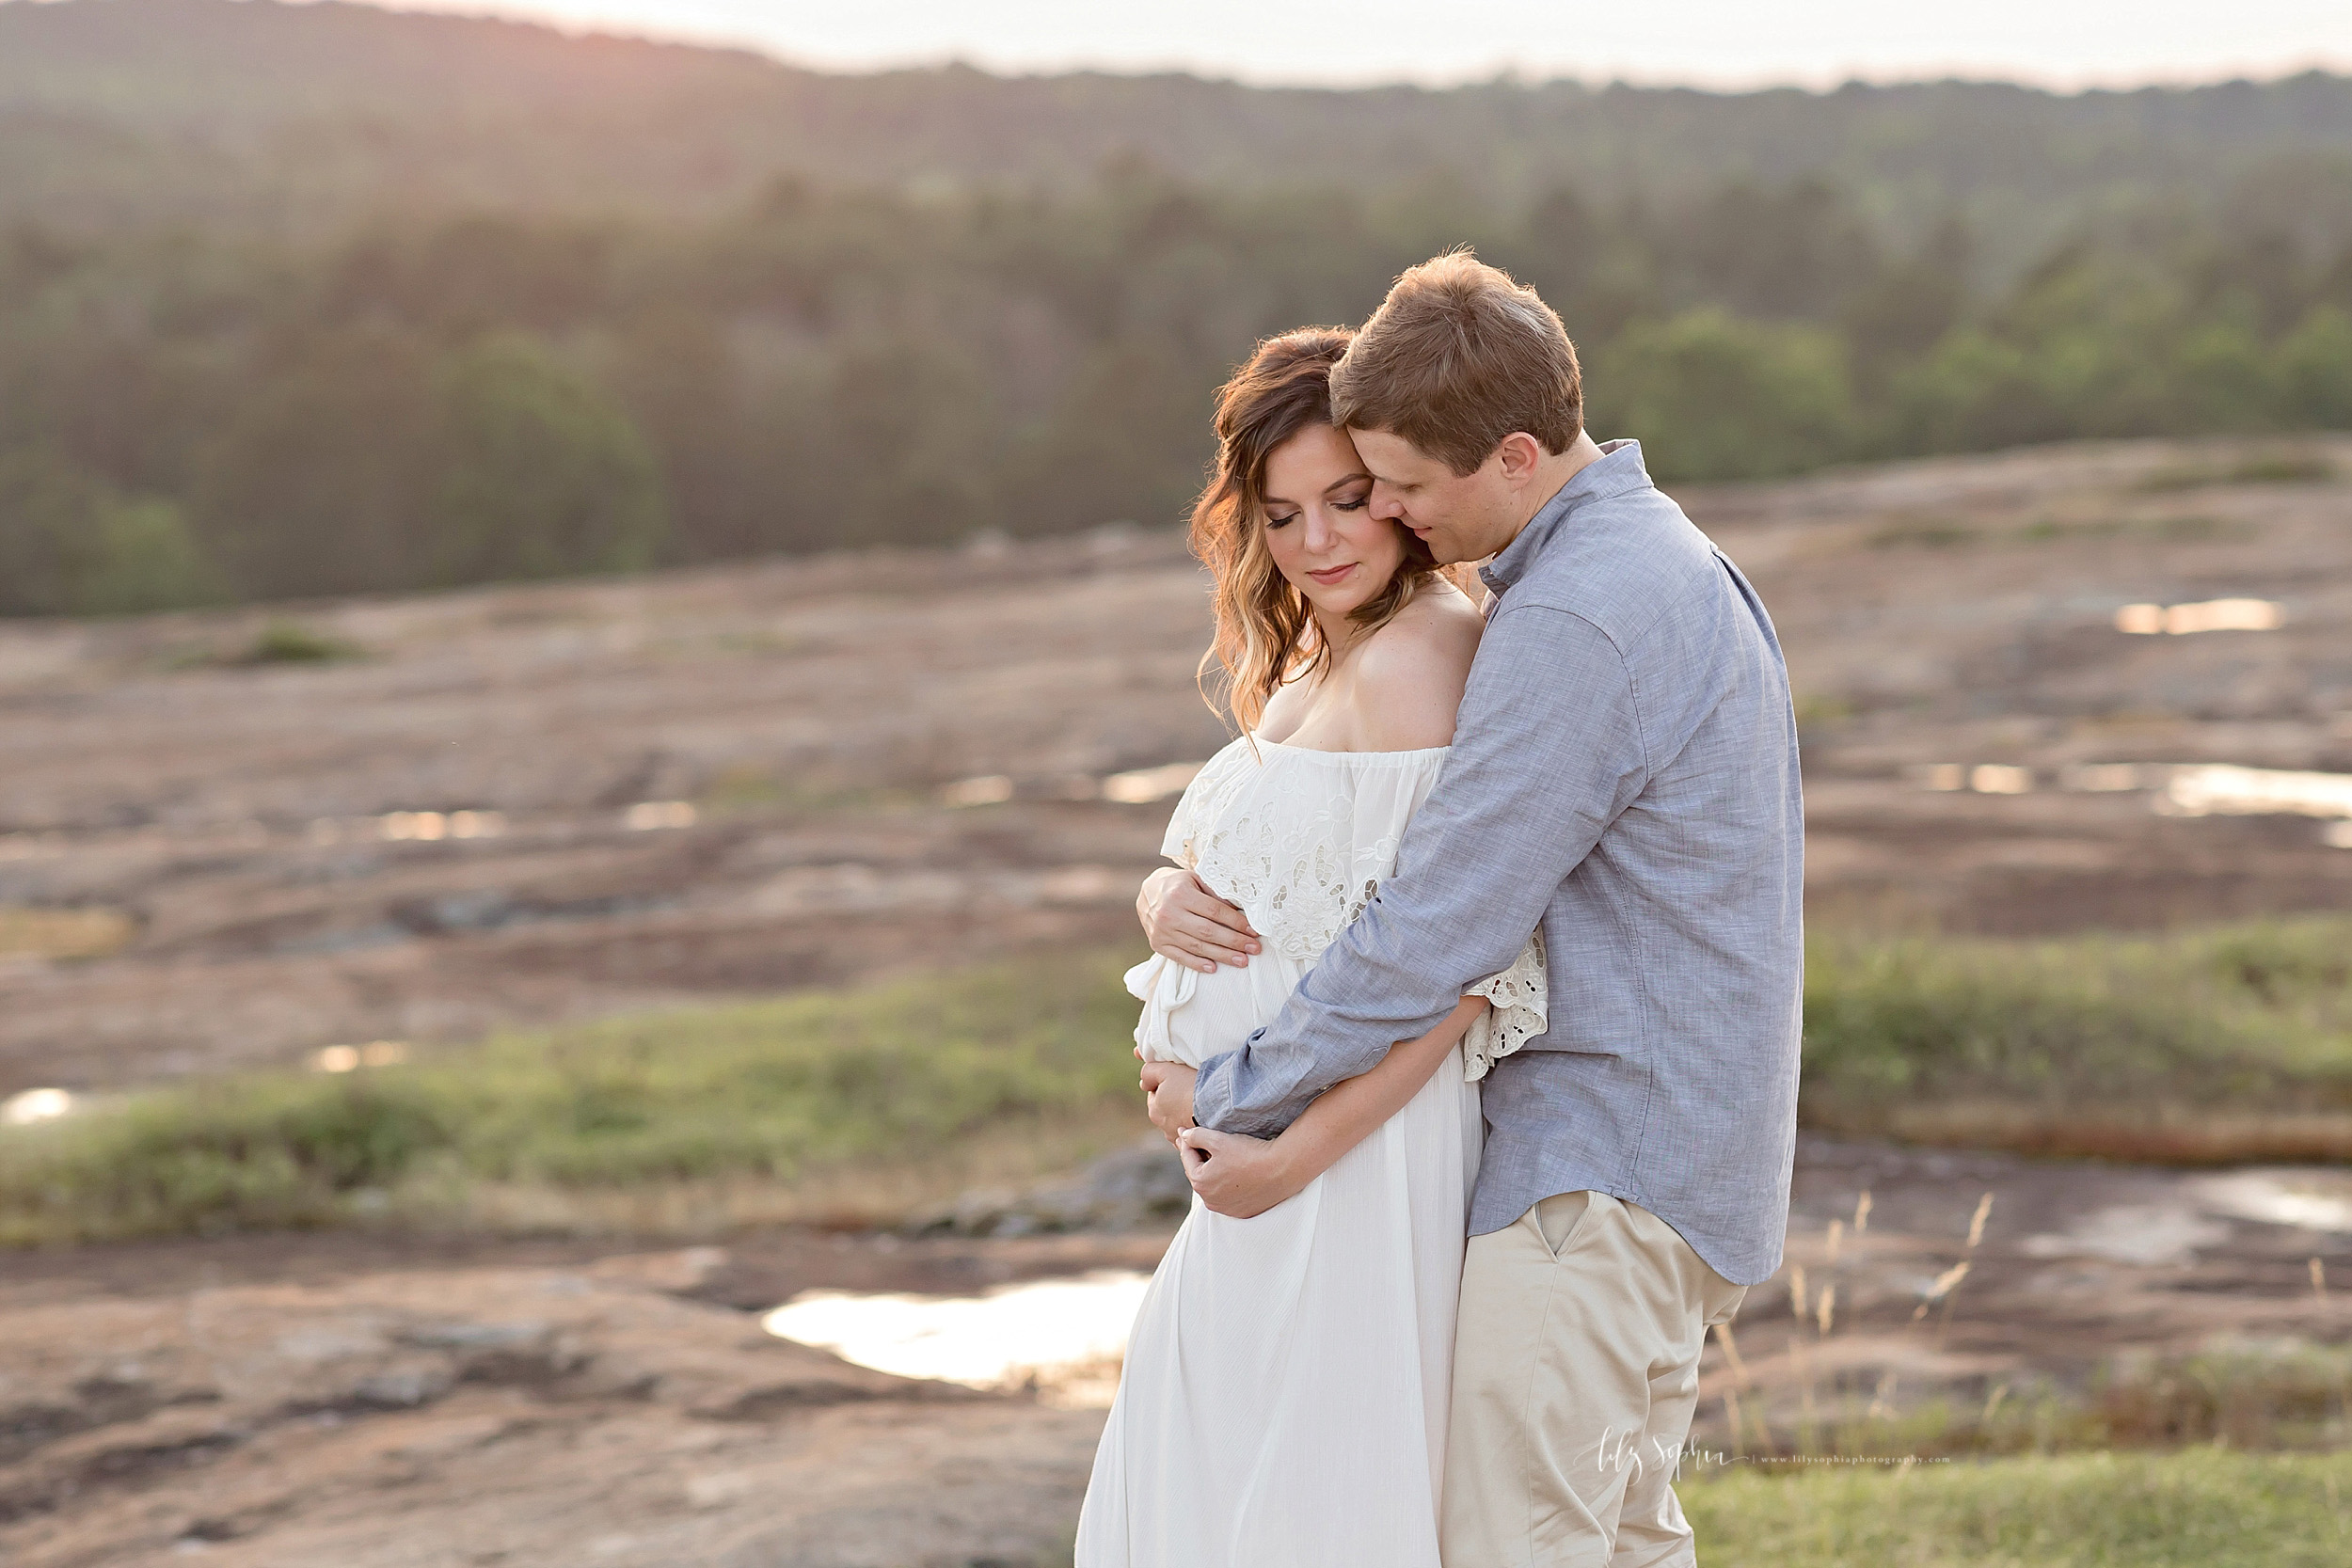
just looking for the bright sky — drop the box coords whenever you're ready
[373,0,2352,87]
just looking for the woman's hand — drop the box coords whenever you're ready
[1138,867,1260,974]
[1138,1059,1197,1147]
[1179,1126,1308,1218]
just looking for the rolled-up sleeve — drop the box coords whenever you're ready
[1190,603,1653,1136]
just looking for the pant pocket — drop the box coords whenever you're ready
[1705,1282,1749,1327]
[1534,1188,1598,1259]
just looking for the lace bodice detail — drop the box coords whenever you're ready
[1166,736,1438,963]
[1142,733,1546,1081]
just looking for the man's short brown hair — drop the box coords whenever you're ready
[1329,250,1581,476]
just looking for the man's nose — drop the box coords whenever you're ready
[1368,485,1406,523]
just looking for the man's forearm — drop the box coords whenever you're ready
[1191,1030,1351,1138]
[1190,943,1468,1135]
[1194,605,1645,1135]
[1263,997,1484,1174]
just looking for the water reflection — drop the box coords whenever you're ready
[1913,763,2033,793]
[2160,765,2352,820]
[944,763,1207,809]
[1102,763,1204,804]
[2060,763,2148,792]
[1915,759,2352,847]
[1,1087,74,1125]
[311,1041,411,1073]
[1968,764,2032,795]
[378,810,505,842]
[2193,1171,2352,1233]
[2114,598,2284,635]
[942,774,1014,808]
[762,1270,1151,1408]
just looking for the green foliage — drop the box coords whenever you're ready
[2090,1343,2352,1450]
[1772,1340,2352,1461]
[242,621,359,665]
[74,493,221,613]
[2280,306,2352,428]
[5,142,2352,610]
[428,334,667,584]
[1595,309,1857,481]
[7,0,2352,253]
[8,918,2352,1246]
[1801,917,2352,1116]
[190,327,445,600]
[0,949,1142,1244]
[2138,446,2340,489]
[4,8,2352,614]
[1680,1449,2352,1568]
[183,326,666,600]
[0,449,219,615]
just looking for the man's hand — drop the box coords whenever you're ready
[1179,1126,1306,1218]
[1138,867,1260,974]
[1138,1059,1198,1147]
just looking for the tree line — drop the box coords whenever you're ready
[4,165,2350,614]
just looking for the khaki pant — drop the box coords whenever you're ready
[1441,1191,1747,1568]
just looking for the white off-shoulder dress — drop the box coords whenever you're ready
[1075,734,1546,1568]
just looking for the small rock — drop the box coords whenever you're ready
[587,1247,730,1293]
[914,1140,1191,1237]
[402,1321,548,1352]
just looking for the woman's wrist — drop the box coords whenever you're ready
[1267,1129,1318,1195]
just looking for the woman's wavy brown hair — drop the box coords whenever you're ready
[1190,327,1440,733]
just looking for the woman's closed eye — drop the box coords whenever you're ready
[1265,511,1297,530]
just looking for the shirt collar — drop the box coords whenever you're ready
[1476,438,1650,599]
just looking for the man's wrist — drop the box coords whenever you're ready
[1186,1052,1229,1131]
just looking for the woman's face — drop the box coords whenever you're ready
[1260,421,1408,621]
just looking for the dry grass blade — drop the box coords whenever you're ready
[1966,1191,1994,1250]
[1714,1322,1754,1387]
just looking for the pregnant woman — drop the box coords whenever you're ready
[1073,327,1545,1567]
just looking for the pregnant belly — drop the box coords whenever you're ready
[1128,952,1307,1069]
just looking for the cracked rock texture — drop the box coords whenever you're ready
[0,1248,1102,1567]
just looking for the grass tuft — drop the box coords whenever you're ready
[1681,1448,2352,1567]
[243,621,362,664]
[0,949,1143,1245]
[2137,450,2338,492]
[7,916,2350,1247]
[0,905,136,961]
[1802,916,2352,1156]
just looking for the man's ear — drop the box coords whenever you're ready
[1494,432,1545,486]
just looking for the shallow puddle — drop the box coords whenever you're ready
[0,1086,74,1124]
[762,1269,1152,1408]
[2161,765,2352,820]
[2192,1170,2352,1233]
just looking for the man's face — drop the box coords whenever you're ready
[1348,427,1516,566]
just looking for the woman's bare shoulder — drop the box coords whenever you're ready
[1349,585,1483,750]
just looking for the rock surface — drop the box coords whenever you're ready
[913,1137,1193,1238]
[6,436,2351,1096]
[8,1138,2352,1562]
[0,1247,1104,1567]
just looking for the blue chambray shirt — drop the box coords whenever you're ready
[1188,439,1804,1287]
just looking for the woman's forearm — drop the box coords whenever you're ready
[1267,996,1486,1186]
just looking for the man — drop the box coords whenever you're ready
[1138,250,1803,1566]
